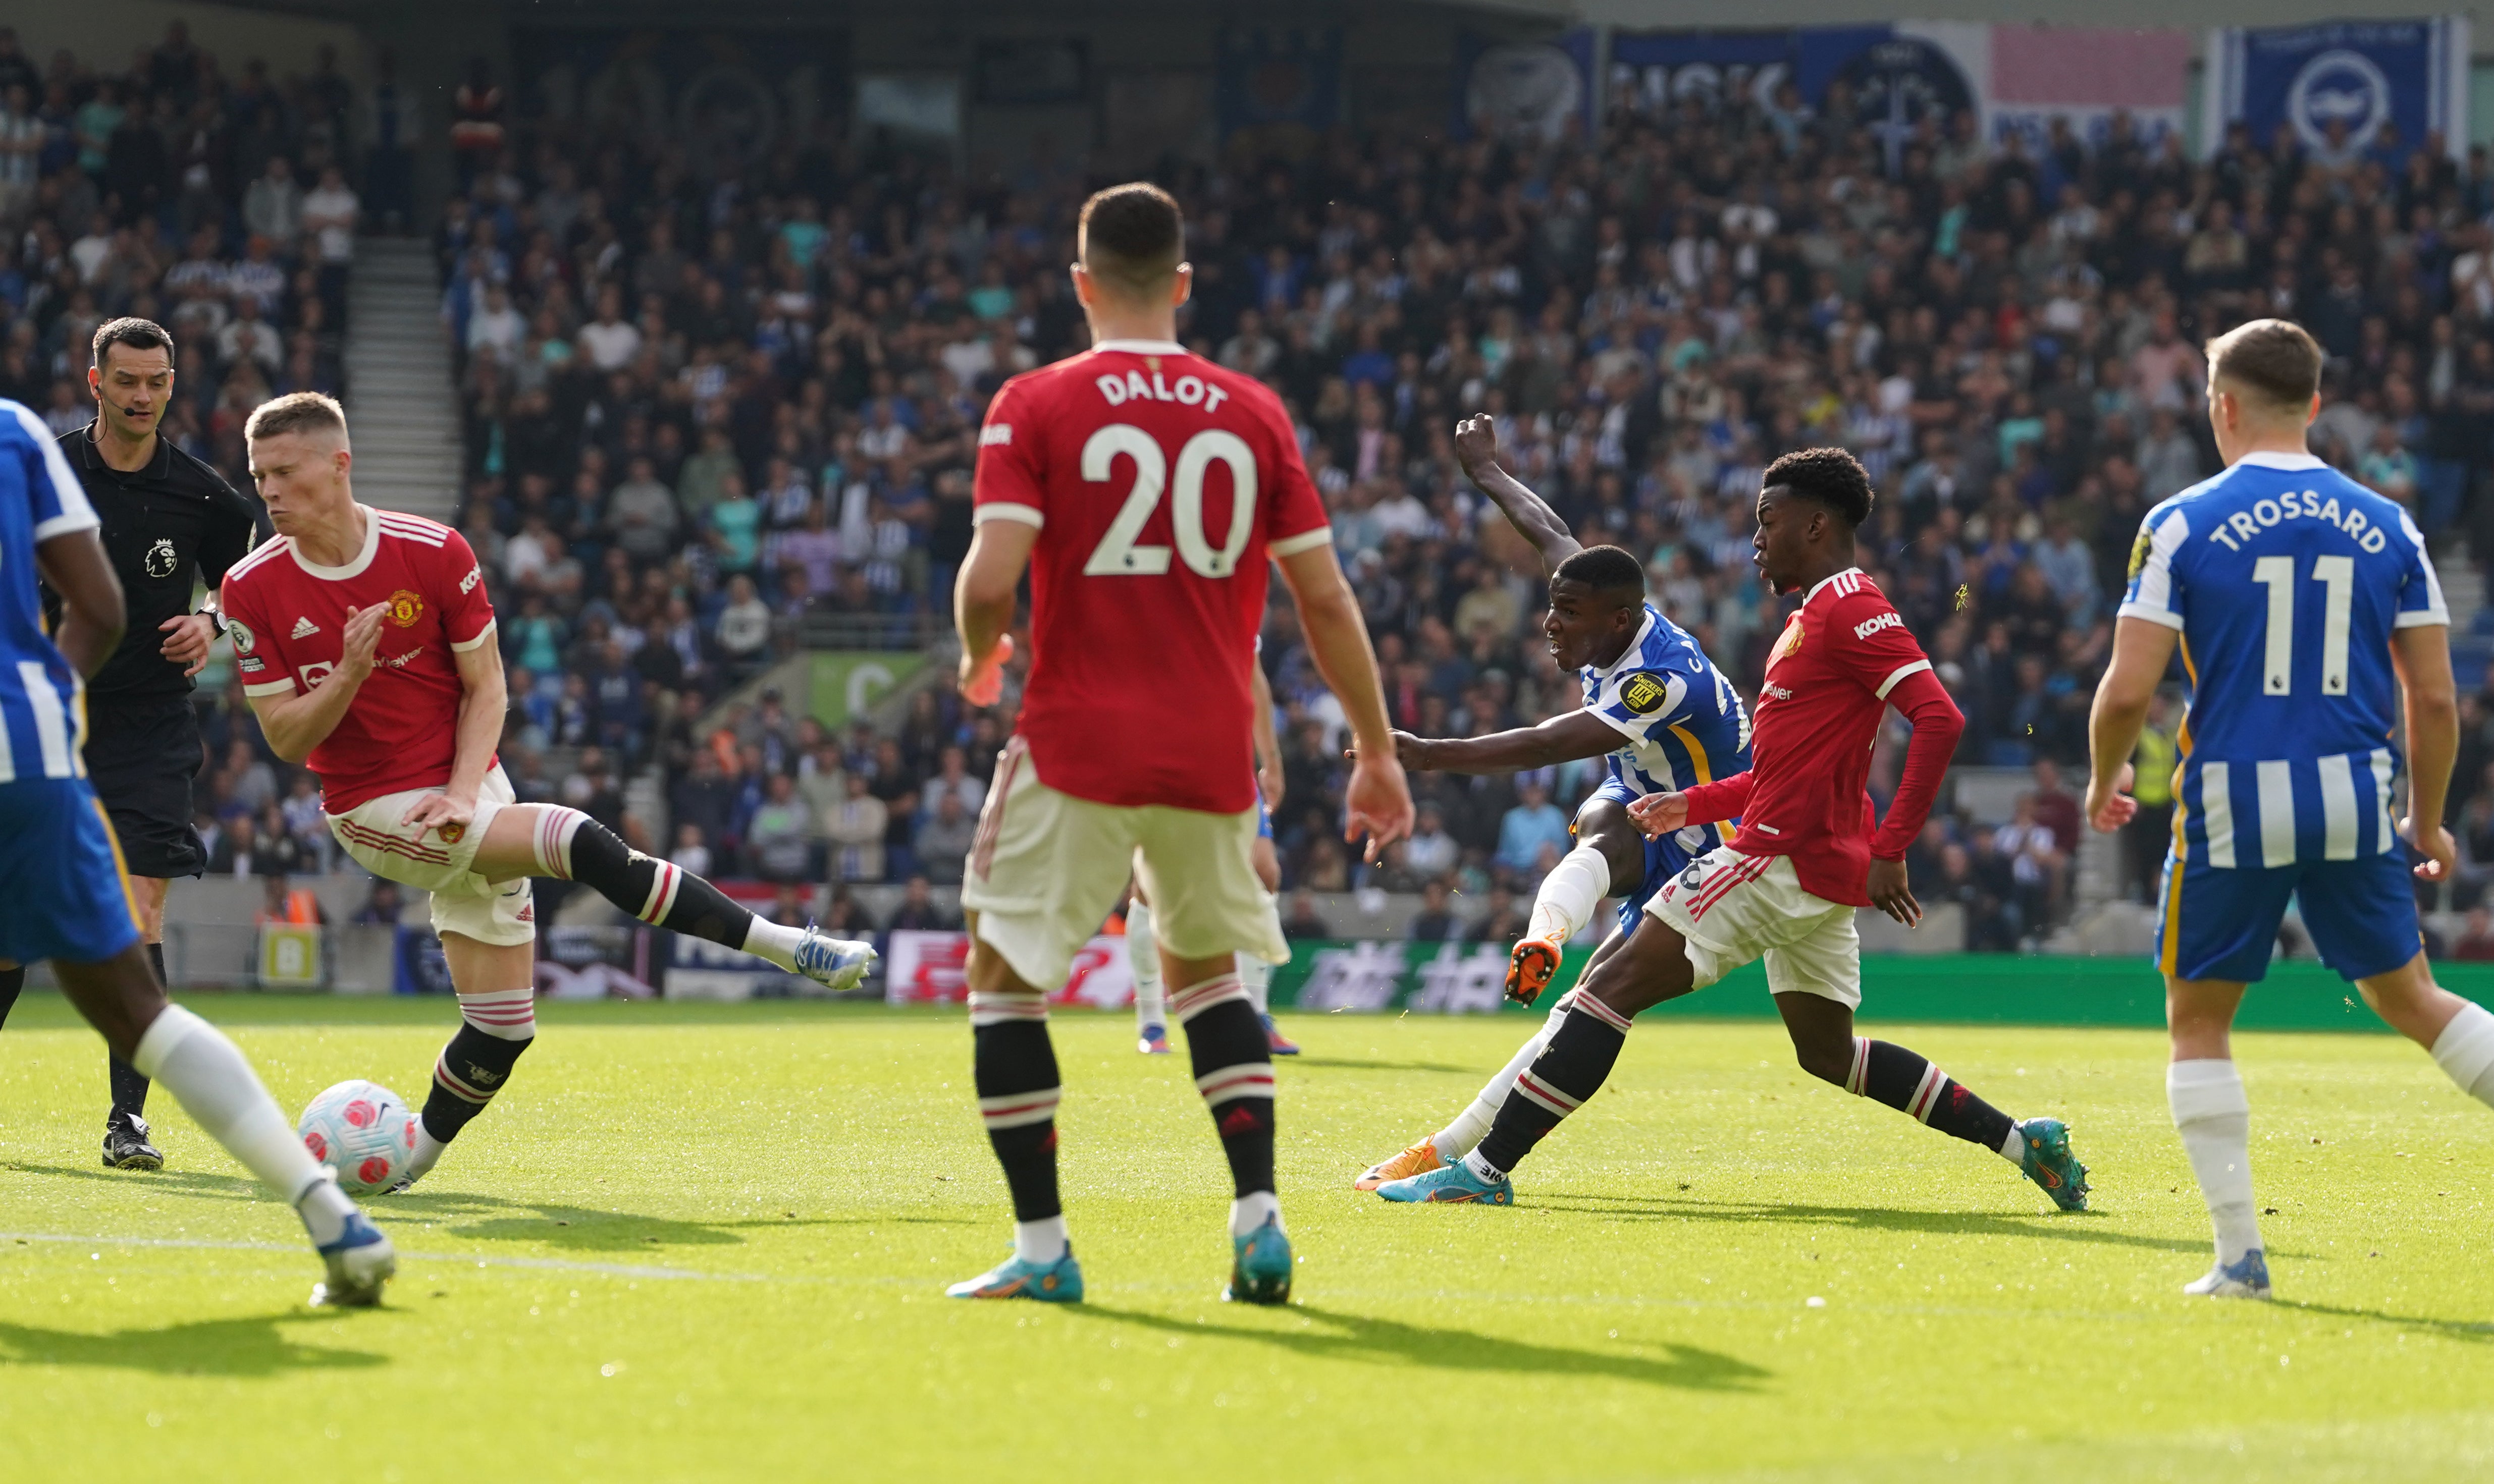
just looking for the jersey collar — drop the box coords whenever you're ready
[76,419,173,482]
[1804,566,1866,605]
[289,503,383,581]
[1091,339,1189,356]
[2235,449,2327,471]
[1587,605,1657,679]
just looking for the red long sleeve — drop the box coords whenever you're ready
[1869,668,1963,860]
[1681,771,1756,829]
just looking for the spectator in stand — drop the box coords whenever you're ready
[1280,890,1334,941]
[914,792,977,887]
[746,774,813,883]
[826,772,887,883]
[1406,880,1458,943]
[1494,780,1570,884]
[350,880,405,927]
[886,875,961,932]
[2455,906,2494,962]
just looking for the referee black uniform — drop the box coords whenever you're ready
[58,420,273,879]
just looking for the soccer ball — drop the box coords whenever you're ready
[297,1079,418,1196]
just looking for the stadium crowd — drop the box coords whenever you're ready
[18,29,2494,951]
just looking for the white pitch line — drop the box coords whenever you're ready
[1,1232,767,1282]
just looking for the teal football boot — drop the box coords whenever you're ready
[946,1247,1085,1302]
[1224,1214,1293,1304]
[2015,1117,2091,1212]
[1376,1159,1515,1205]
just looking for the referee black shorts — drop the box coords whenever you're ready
[82,696,207,881]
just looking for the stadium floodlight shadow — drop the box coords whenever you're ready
[0,1314,390,1377]
[1290,1056,1479,1074]
[1525,1194,2211,1255]
[2,1160,261,1202]
[1069,1303,1770,1393]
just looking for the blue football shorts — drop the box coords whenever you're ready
[2157,847,2421,983]
[0,778,145,967]
[1583,774,1715,937]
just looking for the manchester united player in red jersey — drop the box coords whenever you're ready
[221,394,874,1190]
[1376,448,2092,1209]
[944,184,1411,1304]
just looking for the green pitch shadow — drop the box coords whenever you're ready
[2278,1299,2494,1344]
[1070,1303,1769,1392]
[380,1188,848,1251]
[0,1313,388,1376]
[4,1161,261,1202]
[1528,1194,2211,1255]
[1289,1056,1479,1074]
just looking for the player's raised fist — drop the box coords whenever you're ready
[1626,790,1688,838]
[1452,414,1503,480]
[960,633,1014,708]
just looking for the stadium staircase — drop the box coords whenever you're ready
[342,238,461,524]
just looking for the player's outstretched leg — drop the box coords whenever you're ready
[1379,912,1696,1205]
[493,805,875,991]
[1127,894,1169,1055]
[1166,963,1289,1302]
[56,945,392,1305]
[1775,992,2090,1212]
[1505,795,1643,1005]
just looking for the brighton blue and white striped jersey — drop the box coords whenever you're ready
[1582,602,1753,813]
[2118,450,2446,869]
[0,400,95,784]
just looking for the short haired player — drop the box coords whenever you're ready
[0,396,394,1305]
[2087,318,2480,1299]
[1375,447,2091,1210]
[1351,412,1753,1192]
[220,393,874,1191]
[947,183,1411,1304]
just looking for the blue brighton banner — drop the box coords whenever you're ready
[2203,18,2471,164]
[1453,28,1598,142]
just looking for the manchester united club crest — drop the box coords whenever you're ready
[144,537,178,578]
[435,821,465,845]
[386,589,424,627]
[1769,614,1807,666]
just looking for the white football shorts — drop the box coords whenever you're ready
[1647,845,1861,1009]
[326,762,534,947]
[963,737,1286,991]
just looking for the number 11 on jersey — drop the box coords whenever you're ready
[2251,554,2352,696]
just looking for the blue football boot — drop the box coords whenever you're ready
[2185,1249,2272,1299]
[793,922,877,992]
[946,1247,1085,1302]
[1376,1159,1514,1205]
[309,1211,396,1308]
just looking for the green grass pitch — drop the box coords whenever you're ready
[4,994,2493,1483]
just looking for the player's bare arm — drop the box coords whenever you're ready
[157,611,219,677]
[2390,622,2460,882]
[1276,542,1413,860]
[954,518,1035,707]
[1361,709,1622,775]
[238,600,386,762]
[2084,616,2175,834]
[1250,656,1284,807]
[1454,414,1581,575]
[34,527,126,677]
[399,631,509,832]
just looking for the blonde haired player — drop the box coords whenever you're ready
[221,393,873,1190]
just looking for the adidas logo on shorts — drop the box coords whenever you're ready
[291,617,321,638]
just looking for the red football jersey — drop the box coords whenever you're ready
[1681,568,1949,906]
[219,508,498,812]
[973,339,1331,813]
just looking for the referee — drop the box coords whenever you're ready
[0,318,270,1169]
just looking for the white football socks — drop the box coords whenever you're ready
[2168,1058,2261,1265]
[1015,1215,1069,1265]
[1229,1190,1282,1238]
[741,917,807,971]
[1432,1004,1569,1160]
[1128,899,1166,1031]
[1526,844,1611,945]
[2430,1000,2494,1105]
[1238,950,1272,1017]
[132,1005,344,1237]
